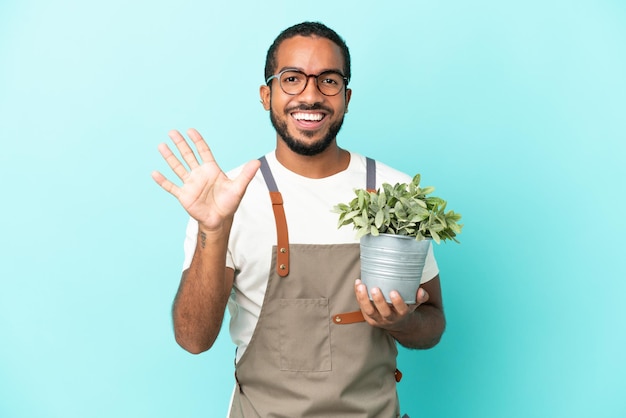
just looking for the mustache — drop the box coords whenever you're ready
[287,103,333,113]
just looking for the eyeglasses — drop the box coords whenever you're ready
[266,69,349,96]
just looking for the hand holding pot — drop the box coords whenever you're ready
[354,279,429,330]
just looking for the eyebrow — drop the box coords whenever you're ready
[277,66,345,75]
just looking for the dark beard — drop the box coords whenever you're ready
[269,106,345,156]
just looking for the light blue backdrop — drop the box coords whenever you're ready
[1,1,625,417]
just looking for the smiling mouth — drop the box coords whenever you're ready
[292,112,326,122]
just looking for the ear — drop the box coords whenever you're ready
[260,85,271,110]
[344,88,352,113]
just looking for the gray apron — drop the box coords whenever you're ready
[229,157,401,418]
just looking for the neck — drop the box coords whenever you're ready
[275,139,350,178]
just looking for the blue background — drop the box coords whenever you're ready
[1,1,625,417]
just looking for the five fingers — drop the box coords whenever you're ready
[153,128,260,202]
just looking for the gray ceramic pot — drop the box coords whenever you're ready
[360,234,432,303]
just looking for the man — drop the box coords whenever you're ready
[152,21,445,418]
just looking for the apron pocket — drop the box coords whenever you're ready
[279,298,331,372]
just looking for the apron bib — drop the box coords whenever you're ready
[230,157,400,418]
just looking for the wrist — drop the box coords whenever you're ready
[196,218,232,247]
[197,215,233,235]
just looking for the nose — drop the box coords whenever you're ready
[298,75,324,102]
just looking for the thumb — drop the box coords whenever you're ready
[232,159,261,191]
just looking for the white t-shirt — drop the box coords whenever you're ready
[182,151,439,362]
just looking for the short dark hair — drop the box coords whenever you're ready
[264,21,351,84]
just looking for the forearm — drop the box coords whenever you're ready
[388,303,446,349]
[172,222,234,354]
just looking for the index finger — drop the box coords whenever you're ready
[354,279,377,317]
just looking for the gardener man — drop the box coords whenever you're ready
[152,21,446,417]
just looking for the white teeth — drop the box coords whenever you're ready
[293,112,324,121]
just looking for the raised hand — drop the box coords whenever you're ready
[152,128,261,231]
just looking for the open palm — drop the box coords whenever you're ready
[152,129,260,230]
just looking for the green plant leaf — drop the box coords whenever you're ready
[374,209,384,228]
[357,190,366,208]
[355,227,370,239]
[333,175,463,243]
[421,186,435,195]
[354,215,368,228]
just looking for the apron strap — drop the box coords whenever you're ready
[259,156,290,277]
[366,157,376,192]
[259,155,279,192]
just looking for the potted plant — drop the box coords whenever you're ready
[333,174,463,303]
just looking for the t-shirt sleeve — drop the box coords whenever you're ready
[181,217,236,271]
[420,242,440,284]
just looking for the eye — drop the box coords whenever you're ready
[319,72,342,85]
[281,71,304,85]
